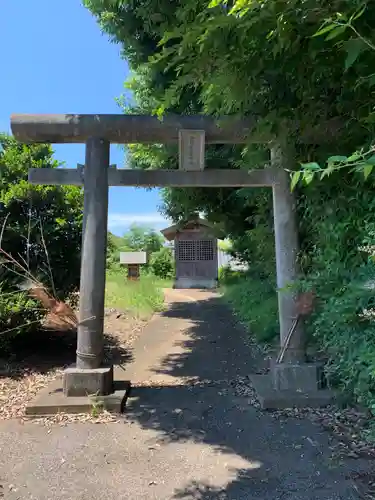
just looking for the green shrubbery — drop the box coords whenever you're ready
[219,267,279,344]
[310,261,375,409]
[150,247,174,279]
[295,175,375,410]
[221,260,375,412]
[219,174,375,413]
[0,135,83,350]
[0,284,43,351]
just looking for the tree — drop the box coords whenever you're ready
[122,224,164,255]
[289,5,375,184]
[0,134,83,343]
[0,134,83,297]
[83,0,375,277]
[84,0,375,413]
[106,225,165,271]
[106,231,122,270]
[84,0,375,265]
[150,247,174,279]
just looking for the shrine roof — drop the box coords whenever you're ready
[160,217,225,241]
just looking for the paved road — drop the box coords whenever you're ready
[0,290,371,499]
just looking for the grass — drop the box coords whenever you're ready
[105,270,172,320]
[219,269,279,343]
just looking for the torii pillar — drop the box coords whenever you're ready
[271,141,305,363]
[63,137,114,396]
[250,141,333,409]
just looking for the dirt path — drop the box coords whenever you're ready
[0,290,373,499]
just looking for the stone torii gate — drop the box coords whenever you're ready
[11,114,333,413]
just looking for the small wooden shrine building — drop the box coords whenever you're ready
[161,218,222,289]
[120,251,147,280]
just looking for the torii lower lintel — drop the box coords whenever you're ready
[28,167,278,188]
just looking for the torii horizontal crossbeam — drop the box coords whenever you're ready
[11,113,344,144]
[12,114,255,144]
[28,167,278,187]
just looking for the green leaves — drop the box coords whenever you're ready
[303,171,315,185]
[0,135,84,344]
[313,21,348,41]
[363,154,375,165]
[290,163,322,190]
[360,154,375,179]
[312,23,338,38]
[299,163,320,186]
[208,0,224,7]
[327,155,348,163]
[150,247,174,279]
[300,162,320,171]
[327,25,348,40]
[347,152,361,162]
[349,3,367,23]
[363,164,373,179]
[344,38,366,70]
[290,171,301,191]
[312,5,370,77]
[0,134,83,296]
[293,149,375,185]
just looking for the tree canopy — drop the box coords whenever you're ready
[122,224,164,254]
[106,224,165,269]
[84,0,375,411]
[84,0,375,225]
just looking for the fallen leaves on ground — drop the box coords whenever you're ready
[349,470,375,500]
[0,367,62,420]
[228,375,375,460]
[0,309,145,425]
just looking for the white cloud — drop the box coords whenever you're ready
[108,212,171,231]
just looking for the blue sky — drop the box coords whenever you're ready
[1,0,170,236]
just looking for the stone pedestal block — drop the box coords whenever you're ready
[272,362,324,392]
[250,361,333,410]
[63,366,114,397]
[173,278,218,289]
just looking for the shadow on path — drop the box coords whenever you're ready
[0,328,132,379]
[125,293,370,499]
[154,294,267,381]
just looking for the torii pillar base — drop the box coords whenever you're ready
[250,363,334,410]
[250,362,334,410]
[63,366,114,397]
[24,366,131,417]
